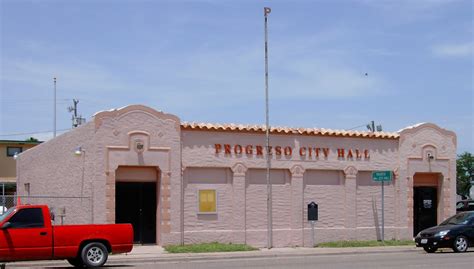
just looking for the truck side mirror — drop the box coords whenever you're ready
[1,222,11,229]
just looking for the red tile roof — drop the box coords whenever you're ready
[181,122,399,139]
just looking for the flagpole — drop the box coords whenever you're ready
[264,6,272,249]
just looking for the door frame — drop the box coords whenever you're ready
[115,165,161,244]
[412,172,441,235]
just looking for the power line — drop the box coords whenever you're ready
[0,128,71,137]
[347,122,383,132]
[1,98,71,102]
[346,124,367,130]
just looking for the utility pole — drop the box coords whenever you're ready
[68,99,86,128]
[368,120,385,242]
[53,77,57,137]
[264,6,272,249]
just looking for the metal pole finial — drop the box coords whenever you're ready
[264,7,271,16]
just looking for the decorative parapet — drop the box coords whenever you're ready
[93,104,181,130]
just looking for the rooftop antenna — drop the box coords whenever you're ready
[366,120,383,132]
[68,99,86,128]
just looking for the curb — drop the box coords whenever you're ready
[108,247,417,265]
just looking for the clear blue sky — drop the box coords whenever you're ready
[1,0,472,153]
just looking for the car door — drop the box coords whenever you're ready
[1,208,52,261]
[0,207,15,261]
[468,215,474,244]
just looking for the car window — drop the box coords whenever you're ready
[8,208,44,228]
[440,212,474,225]
[0,207,15,222]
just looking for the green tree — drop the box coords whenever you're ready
[25,137,39,142]
[456,152,473,197]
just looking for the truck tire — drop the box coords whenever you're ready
[80,242,108,267]
[67,258,84,267]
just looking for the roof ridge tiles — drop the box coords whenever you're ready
[180,122,399,139]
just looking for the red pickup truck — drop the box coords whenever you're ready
[0,204,133,267]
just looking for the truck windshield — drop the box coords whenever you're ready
[0,207,15,222]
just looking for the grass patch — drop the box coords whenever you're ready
[316,240,414,248]
[164,242,258,253]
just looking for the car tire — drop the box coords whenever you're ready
[67,258,84,268]
[423,246,437,253]
[452,235,469,252]
[80,242,108,268]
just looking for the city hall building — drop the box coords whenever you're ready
[16,105,457,247]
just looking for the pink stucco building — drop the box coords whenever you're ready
[17,105,457,247]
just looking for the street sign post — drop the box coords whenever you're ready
[372,171,393,242]
[372,171,392,182]
[308,202,318,247]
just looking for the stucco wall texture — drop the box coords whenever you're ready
[17,105,457,247]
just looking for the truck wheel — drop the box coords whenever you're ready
[423,246,437,253]
[80,242,108,267]
[452,235,468,252]
[67,258,84,267]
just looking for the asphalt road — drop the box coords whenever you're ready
[134,251,474,269]
[7,250,474,269]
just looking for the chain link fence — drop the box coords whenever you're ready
[0,195,93,225]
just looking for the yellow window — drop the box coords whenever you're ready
[199,189,216,213]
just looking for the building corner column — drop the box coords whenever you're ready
[231,163,247,244]
[161,171,172,235]
[407,174,414,236]
[290,165,305,247]
[441,173,452,222]
[343,166,358,240]
[393,168,401,239]
[105,171,116,224]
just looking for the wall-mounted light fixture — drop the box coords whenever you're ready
[74,146,83,156]
[73,146,86,201]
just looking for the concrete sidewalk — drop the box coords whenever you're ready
[111,244,419,263]
[7,245,420,267]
